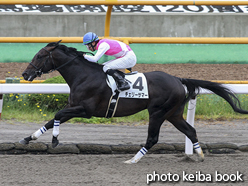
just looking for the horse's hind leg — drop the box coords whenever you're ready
[168,116,204,162]
[124,116,165,164]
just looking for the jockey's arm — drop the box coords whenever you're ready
[84,42,110,63]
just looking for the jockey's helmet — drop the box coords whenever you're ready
[83,32,99,45]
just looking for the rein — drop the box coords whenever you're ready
[52,55,78,72]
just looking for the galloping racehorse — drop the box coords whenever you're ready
[21,41,248,164]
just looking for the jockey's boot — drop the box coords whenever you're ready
[106,69,130,91]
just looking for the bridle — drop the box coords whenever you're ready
[29,47,78,77]
[29,45,95,77]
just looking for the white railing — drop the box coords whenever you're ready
[0,84,70,94]
[0,83,247,154]
[0,84,69,118]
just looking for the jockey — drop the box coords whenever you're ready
[83,32,137,91]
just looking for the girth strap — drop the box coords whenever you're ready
[105,90,120,118]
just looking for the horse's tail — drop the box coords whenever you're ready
[180,78,248,114]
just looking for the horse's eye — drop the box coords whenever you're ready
[37,55,42,60]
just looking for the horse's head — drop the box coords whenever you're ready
[22,40,62,81]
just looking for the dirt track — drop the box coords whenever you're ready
[0,153,247,186]
[0,120,248,186]
[2,62,248,81]
[1,63,248,186]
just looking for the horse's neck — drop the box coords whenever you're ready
[57,59,105,88]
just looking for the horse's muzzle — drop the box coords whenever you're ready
[22,71,37,81]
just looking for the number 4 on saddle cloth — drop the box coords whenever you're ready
[105,71,149,118]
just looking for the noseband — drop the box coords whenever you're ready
[29,47,78,77]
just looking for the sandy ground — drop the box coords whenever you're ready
[0,153,247,186]
[0,120,248,186]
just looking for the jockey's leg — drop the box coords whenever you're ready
[103,52,136,91]
[106,69,130,91]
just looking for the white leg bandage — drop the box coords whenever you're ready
[124,147,148,164]
[53,120,60,137]
[193,142,205,161]
[193,142,202,154]
[31,126,47,140]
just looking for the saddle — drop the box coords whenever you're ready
[105,70,149,118]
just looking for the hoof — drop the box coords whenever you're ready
[197,152,205,162]
[52,136,59,148]
[124,157,139,164]
[124,159,133,164]
[19,139,29,145]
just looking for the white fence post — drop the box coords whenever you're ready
[185,97,197,155]
[0,94,3,118]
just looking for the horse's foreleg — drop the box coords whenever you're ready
[51,106,87,148]
[19,103,72,145]
[19,119,53,145]
[19,116,71,145]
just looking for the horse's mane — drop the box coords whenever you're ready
[46,42,103,69]
[46,42,84,56]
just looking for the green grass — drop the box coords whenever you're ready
[2,94,57,122]
[194,94,248,120]
[2,93,248,124]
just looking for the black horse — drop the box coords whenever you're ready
[21,41,248,164]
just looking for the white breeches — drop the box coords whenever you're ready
[102,51,137,72]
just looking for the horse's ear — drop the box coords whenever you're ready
[46,40,62,49]
[56,40,62,46]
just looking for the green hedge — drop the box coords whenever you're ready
[26,76,68,110]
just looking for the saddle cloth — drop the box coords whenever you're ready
[106,72,149,99]
[105,72,149,118]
